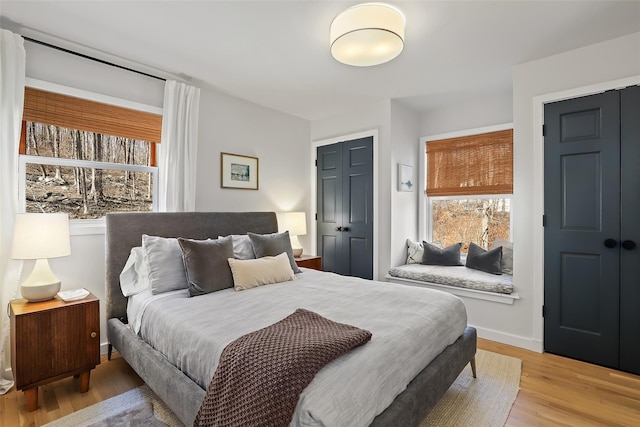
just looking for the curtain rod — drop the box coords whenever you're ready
[23,35,166,82]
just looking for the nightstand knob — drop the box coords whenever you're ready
[90,332,97,338]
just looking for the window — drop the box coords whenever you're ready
[426,128,513,251]
[430,196,511,252]
[19,85,162,221]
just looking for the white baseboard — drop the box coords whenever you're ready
[472,324,543,353]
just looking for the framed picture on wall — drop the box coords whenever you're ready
[220,152,259,190]
[398,163,414,192]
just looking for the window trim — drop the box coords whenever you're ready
[19,155,158,235]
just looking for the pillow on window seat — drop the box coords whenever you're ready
[466,242,503,275]
[406,239,441,264]
[421,242,463,266]
[490,239,513,275]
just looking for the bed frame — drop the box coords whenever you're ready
[105,212,477,426]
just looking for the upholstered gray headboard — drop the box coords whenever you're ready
[105,212,278,321]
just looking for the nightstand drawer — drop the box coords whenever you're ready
[295,255,322,271]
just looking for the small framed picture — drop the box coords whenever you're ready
[398,163,414,192]
[221,152,259,190]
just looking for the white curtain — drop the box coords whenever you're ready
[158,80,200,212]
[0,29,26,395]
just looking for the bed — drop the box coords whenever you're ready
[105,212,477,426]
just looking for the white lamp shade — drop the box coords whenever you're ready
[277,212,307,236]
[330,3,405,67]
[11,213,71,260]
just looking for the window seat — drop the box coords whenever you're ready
[386,264,519,305]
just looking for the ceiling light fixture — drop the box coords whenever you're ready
[330,3,405,67]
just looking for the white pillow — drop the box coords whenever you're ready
[219,234,255,260]
[228,252,295,291]
[406,239,423,264]
[119,246,150,296]
[142,234,189,294]
[406,239,442,264]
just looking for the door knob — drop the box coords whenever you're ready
[622,240,636,250]
[343,227,350,232]
[604,239,617,248]
[335,226,343,232]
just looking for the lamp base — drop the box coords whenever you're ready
[20,258,62,302]
[21,282,61,302]
[290,235,304,257]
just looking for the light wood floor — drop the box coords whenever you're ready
[2,339,639,426]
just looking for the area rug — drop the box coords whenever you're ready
[45,349,520,427]
[43,385,183,427]
[421,349,522,427]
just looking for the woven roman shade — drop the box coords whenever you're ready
[22,87,162,143]
[426,129,513,196]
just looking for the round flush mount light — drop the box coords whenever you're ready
[330,3,405,67]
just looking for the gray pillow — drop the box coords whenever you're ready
[248,231,301,273]
[219,234,255,260]
[142,234,189,294]
[421,242,463,266]
[466,242,503,275]
[178,236,235,297]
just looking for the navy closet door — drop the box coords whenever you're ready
[317,137,373,279]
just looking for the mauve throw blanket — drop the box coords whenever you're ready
[194,308,372,427]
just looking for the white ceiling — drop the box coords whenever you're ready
[2,1,639,121]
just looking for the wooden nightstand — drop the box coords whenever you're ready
[10,292,100,412]
[295,254,322,271]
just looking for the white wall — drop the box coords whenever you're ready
[8,40,311,355]
[418,90,513,137]
[194,86,311,235]
[311,101,392,280]
[389,101,420,268]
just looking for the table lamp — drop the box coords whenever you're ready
[11,213,71,302]
[277,212,307,257]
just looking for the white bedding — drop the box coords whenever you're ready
[129,268,467,427]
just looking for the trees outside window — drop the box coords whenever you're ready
[22,122,155,220]
[430,197,511,252]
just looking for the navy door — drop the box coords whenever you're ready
[544,86,640,375]
[317,137,373,279]
[619,85,640,375]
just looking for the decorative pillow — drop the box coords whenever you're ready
[119,246,150,296]
[406,239,441,264]
[490,239,513,275]
[248,231,301,273]
[142,234,189,294]
[178,236,235,297]
[219,234,255,260]
[466,242,503,275]
[228,252,296,291]
[421,242,463,266]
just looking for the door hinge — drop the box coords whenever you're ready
[315,213,317,220]
[315,159,317,167]
[542,215,546,227]
[542,305,546,318]
[542,124,546,137]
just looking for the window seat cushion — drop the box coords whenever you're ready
[388,264,513,295]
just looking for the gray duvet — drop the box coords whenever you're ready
[133,269,467,427]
